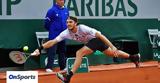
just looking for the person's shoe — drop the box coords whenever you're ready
[56,73,66,82]
[56,71,73,83]
[129,54,140,68]
[45,68,53,73]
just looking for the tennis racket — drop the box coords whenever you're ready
[9,51,36,64]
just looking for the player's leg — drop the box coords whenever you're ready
[88,38,130,58]
[71,46,93,73]
[56,46,93,83]
[102,47,140,67]
[102,47,130,58]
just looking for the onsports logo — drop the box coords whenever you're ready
[7,71,38,83]
[9,74,36,81]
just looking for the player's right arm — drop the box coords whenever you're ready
[32,39,59,56]
[32,30,68,56]
[42,29,68,49]
[42,39,58,49]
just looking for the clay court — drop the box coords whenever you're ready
[0,61,160,83]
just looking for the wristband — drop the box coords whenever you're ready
[38,46,44,51]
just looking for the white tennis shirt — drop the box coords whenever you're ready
[55,24,101,43]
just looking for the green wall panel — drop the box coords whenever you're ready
[0,19,46,51]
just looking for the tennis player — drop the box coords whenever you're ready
[32,16,140,83]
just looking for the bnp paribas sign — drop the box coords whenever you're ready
[0,0,160,19]
[67,0,138,18]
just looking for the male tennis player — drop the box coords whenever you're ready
[32,16,140,83]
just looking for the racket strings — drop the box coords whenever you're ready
[15,54,23,62]
[9,51,27,64]
[15,53,26,63]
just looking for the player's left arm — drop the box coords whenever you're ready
[95,32,117,50]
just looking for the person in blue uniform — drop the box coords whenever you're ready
[44,0,69,72]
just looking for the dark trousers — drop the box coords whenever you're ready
[46,40,66,70]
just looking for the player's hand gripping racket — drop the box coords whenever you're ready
[9,51,36,64]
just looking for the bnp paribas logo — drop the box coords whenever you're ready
[7,71,38,83]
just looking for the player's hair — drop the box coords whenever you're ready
[69,16,78,23]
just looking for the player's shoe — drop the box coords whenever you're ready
[129,54,140,68]
[56,72,71,83]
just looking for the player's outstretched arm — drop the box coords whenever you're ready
[42,39,58,49]
[32,39,59,56]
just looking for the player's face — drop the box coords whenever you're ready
[56,0,65,7]
[67,19,76,30]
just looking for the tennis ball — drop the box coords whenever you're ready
[23,46,29,51]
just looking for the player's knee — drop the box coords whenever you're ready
[76,50,85,57]
[76,50,83,56]
[113,50,120,57]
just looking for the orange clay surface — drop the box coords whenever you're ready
[0,61,160,83]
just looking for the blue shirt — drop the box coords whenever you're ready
[44,4,69,39]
